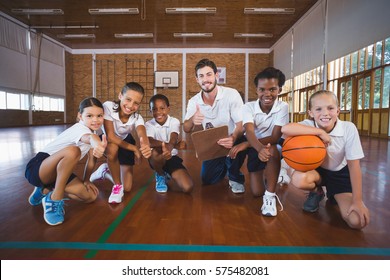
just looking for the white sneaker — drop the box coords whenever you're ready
[229,180,245,193]
[261,193,283,217]
[108,184,124,203]
[278,167,291,186]
[90,163,109,182]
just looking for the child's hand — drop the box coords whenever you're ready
[192,104,205,126]
[83,181,99,196]
[92,134,107,158]
[347,201,370,228]
[139,136,152,159]
[319,131,331,146]
[217,135,234,149]
[257,143,271,162]
[162,142,172,160]
[228,142,248,159]
[175,140,187,150]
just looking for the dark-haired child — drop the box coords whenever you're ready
[25,97,107,226]
[145,94,193,193]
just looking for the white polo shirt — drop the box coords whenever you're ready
[243,99,289,139]
[103,101,145,139]
[41,121,94,160]
[300,119,364,171]
[145,116,180,156]
[184,86,243,135]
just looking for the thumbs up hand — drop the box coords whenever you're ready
[162,142,172,160]
[258,143,272,162]
[139,136,152,159]
[91,134,107,158]
[192,104,205,126]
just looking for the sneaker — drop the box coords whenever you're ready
[278,168,291,186]
[28,186,46,206]
[155,172,168,193]
[229,180,245,193]
[42,192,66,226]
[108,184,124,203]
[303,189,325,212]
[261,192,284,217]
[90,163,109,182]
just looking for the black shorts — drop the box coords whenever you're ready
[118,134,136,165]
[247,147,267,172]
[317,165,352,199]
[25,152,76,189]
[162,155,186,175]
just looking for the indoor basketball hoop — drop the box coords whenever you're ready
[162,77,170,89]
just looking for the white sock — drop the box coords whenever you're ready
[265,190,275,196]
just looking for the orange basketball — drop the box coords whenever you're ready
[282,135,327,172]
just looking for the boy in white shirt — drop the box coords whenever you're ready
[230,67,289,216]
[146,94,193,193]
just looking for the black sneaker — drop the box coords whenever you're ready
[303,190,325,212]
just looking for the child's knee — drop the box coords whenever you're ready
[177,174,194,193]
[181,181,194,193]
[291,172,315,190]
[66,146,82,159]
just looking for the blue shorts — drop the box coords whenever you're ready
[25,152,76,189]
[317,165,352,199]
[162,155,186,175]
[118,134,136,165]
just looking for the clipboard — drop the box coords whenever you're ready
[191,125,230,161]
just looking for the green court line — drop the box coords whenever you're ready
[1,241,389,256]
[84,175,154,259]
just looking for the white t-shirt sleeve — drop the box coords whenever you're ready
[184,98,197,121]
[145,121,155,138]
[275,102,289,126]
[242,102,255,125]
[171,118,181,134]
[103,101,114,121]
[230,90,244,124]
[344,122,364,160]
[134,114,145,127]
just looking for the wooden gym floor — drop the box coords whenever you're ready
[0,124,389,260]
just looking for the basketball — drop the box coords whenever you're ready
[281,135,327,172]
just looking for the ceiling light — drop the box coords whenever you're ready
[115,33,154,38]
[166,7,216,14]
[57,34,95,39]
[11,9,64,15]
[173,33,213,38]
[31,25,99,29]
[244,8,295,14]
[234,33,273,38]
[88,8,139,15]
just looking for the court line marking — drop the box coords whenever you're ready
[2,169,387,258]
[84,175,154,259]
[1,241,389,256]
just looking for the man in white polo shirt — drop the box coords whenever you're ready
[183,58,246,193]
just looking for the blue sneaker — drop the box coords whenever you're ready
[42,192,66,226]
[28,186,46,206]
[155,172,168,193]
